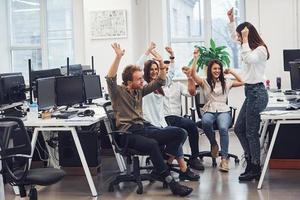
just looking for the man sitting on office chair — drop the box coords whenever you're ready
[105,43,193,197]
[185,49,243,172]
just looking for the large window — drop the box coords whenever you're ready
[167,0,245,78]
[167,0,205,77]
[8,0,74,81]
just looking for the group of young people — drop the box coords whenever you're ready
[105,8,269,197]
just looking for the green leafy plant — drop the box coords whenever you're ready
[189,38,231,72]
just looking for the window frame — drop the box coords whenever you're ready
[7,0,74,74]
[167,0,246,79]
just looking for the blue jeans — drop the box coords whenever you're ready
[234,83,268,165]
[202,111,232,158]
[165,115,200,158]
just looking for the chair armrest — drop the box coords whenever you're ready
[190,107,196,122]
[229,106,237,125]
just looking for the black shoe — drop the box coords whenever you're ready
[179,167,200,181]
[239,164,261,181]
[188,157,205,171]
[239,162,252,177]
[169,180,193,197]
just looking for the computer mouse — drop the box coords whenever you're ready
[77,109,95,117]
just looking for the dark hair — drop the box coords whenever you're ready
[122,65,141,86]
[236,22,270,59]
[143,60,159,83]
[143,60,164,96]
[206,59,226,94]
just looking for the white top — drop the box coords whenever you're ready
[163,81,191,116]
[202,79,233,113]
[228,22,268,84]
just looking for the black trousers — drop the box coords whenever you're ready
[125,122,187,174]
[165,115,200,158]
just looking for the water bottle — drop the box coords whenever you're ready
[28,102,39,119]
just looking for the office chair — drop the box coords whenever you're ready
[102,102,156,195]
[0,117,65,200]
[189,87,240,167]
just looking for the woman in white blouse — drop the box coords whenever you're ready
[227,8,270,181]
[188,50,243,172]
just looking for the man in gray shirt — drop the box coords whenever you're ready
[105,43,193,197]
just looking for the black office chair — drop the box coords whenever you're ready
[190,88,240,167]
[0,117,65,200]
[102,102,156,195]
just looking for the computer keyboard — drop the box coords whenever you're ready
[288,102,300,110]
[52,110,78,119]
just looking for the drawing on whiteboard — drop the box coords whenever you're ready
[90,10,127,39]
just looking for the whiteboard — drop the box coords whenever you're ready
[90,10,127,39]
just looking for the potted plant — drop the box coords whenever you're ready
[189,38,231,72]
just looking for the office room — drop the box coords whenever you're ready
[1,0,300,199]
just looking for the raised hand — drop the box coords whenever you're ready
[227,7,234,22]
[151,50,163,62]
[182,66,191,77]
[193,48,200,60]
[111,43,125,57]
[165,46,174,56]
[146,42,156,55]
[224,68,231,75]
[241,27,249,41]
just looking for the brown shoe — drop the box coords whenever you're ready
[219,158,229,172]
[211,144,219,158]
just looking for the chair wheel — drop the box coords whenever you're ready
[29,188,37,200]
[136,187,143,194]
[235,158,240,164]
[108,185,114,192]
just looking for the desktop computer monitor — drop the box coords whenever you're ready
[83,75,102,103]
[37,77,56,110]
[290,61,300,90]
[31,68,62,98]
[56,76,85,107]
[283,49,300,71]
[61,64,82,76]
[0,74,26,105]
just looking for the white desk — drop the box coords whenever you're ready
[257,92,300,189]
[23,108,106,197]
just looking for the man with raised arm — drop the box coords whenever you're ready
[105,43,193,197]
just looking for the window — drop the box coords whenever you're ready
[167,0,245,78]
[167,0,205,77]
[8,0,74,82]
[211,0,245,69]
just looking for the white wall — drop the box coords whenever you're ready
[0,0,10,73]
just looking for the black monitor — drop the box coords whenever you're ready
[56,76,85,107]
[61,64,82,76]
[37,77,56,110]
[0,74,26,105]
[283,49,300,71]
[31,68,62,98]
[83,75,102,103]
[290,61,300,90]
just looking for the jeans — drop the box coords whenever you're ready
[125,123,187,173]
[165,115,200,158]
[202,111,232,158]
[234,83,268,165]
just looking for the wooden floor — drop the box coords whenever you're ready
[4,133,300,200]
